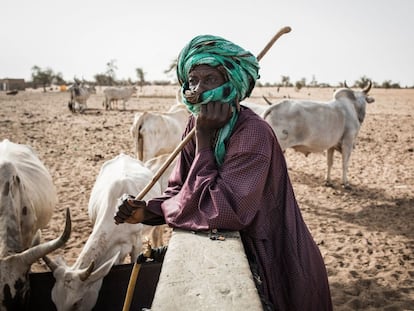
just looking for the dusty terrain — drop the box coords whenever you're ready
[1,85,413,310]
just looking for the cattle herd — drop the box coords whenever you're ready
[0,82,376,310]
[68,83,137,113]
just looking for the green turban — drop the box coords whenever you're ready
[177,34,260,166]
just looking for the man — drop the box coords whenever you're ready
[115,34,332,310]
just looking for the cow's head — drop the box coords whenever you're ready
[336,80,375,123]
[43,252,119,311]
[0,207,71,309]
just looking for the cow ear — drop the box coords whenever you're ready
[366,96,375,104]
[88,251,120,283]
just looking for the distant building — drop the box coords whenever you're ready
[0,78,26,91]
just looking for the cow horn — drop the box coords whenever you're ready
[43,255,59,271]
[262,96,273,106]
[344,81,350,88]
[138,133,144,162]
[363,80,372,93]
[18,208,71,266]
[79,261,95,281]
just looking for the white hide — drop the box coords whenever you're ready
[103,86,136,110]
[0,139,69,309]
[47,153,161,311]
[263,83,375,188]
[68,84,96,112]
[241,101,271,117]
[130,107,189,162]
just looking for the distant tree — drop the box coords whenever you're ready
[52,72,65,85]
[381,80,401,89]
[94,73,115,86]
[106,59,118,84]
[310,75,318,87]
[381,80,392,89]
[295,78,306,91]
[31,65,61,92]
[354,76,372,89]
[135,67,145,91]
[94,60,118,86]
[281,75,292,87]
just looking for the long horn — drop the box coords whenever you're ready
[138,132,144,161]
[18,208,71,266]
[344,80,350,88]
[262,96,273,106]
[363,80,372,93]
[43,254,59,271]
[79,261,95,281]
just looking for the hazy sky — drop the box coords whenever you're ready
[1,0,413,86]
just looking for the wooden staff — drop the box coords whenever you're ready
[121,25,292,311]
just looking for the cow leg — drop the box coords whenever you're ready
[110,99,116,110]
[79,102,85,113]
[341,146,353,190]
[142,225,165,248]
[325,147,335,187]
[130,235,144,262]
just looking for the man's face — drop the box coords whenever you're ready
[188,65,227,95]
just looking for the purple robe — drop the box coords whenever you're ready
[145,106,332,310]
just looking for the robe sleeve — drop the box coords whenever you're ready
[146,113,274,232]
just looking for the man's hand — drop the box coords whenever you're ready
[196,101,232,151]
[114,194,146,225]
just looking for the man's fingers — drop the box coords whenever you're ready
[114,214,125,225]
[117,208,133,219]
[127,199,145,209]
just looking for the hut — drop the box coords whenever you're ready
[0,78,26,91]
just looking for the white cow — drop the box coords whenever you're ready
[130,106,189,162]
[0,139,71,309]
[68,83,96,113]
[144,153,178,192]
[142,153,178,248]
[241,100,271,117]
[44,153,162,311]
[263,81,375,189]
[103,86,137,110]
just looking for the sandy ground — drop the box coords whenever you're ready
[1,85,413,310]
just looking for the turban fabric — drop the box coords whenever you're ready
[177,35,260,166]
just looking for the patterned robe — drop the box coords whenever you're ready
[145,106,333,310]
